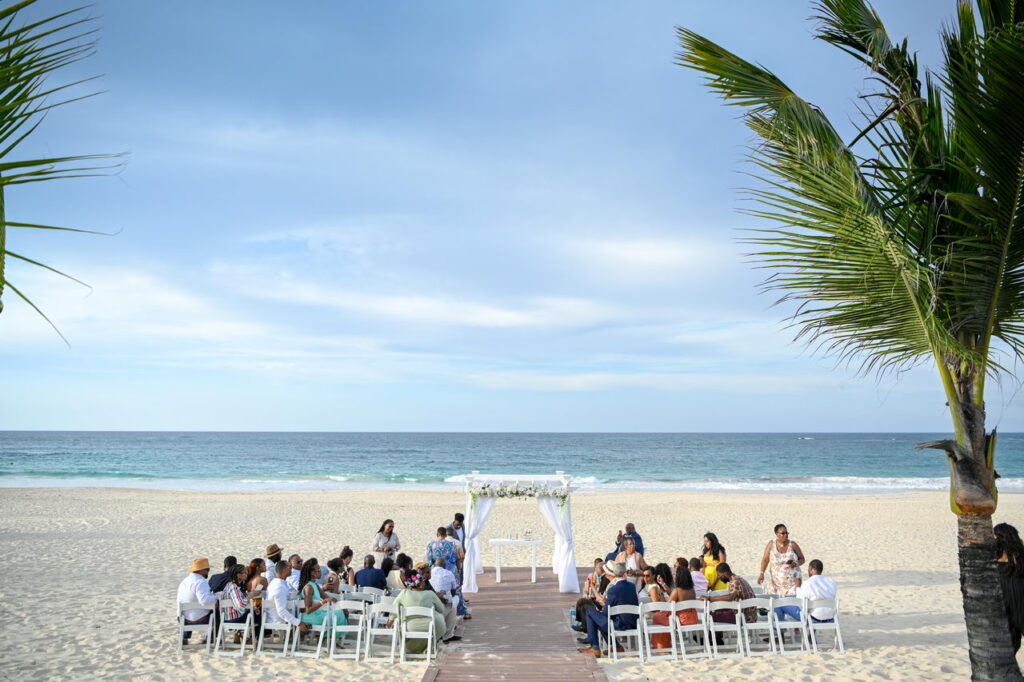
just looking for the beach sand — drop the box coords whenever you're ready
[0,487,1017,680]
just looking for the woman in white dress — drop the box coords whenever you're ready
[614,537,648,590]
[371,518,401,566]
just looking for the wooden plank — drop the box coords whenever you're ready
[424,566,601,682]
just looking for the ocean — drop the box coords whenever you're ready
[1,431,1022,494]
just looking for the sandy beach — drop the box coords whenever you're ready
[1,487,1017,680]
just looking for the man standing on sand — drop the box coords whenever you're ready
[177,557,218,644]
[447,513,466,546]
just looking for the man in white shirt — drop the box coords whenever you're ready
[265,560,309,632]
[796,559,838,621]
[177,557,218,644]
[428,558,464,641]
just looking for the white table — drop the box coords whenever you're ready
[488,537,543,583]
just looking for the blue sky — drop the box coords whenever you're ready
[2,0,1020,431]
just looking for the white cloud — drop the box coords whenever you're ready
[464,369,848,393]
[562,235,737,284]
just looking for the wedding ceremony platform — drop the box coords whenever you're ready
[461,471,580,594]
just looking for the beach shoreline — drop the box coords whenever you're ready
[1,486,1016,680]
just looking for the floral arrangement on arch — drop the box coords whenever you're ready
[468,482,570,502]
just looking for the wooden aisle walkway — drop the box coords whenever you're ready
[422,566,607,682]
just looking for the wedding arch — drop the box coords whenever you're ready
[461,470,579,594]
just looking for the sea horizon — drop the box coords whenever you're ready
[3,430,1021,494]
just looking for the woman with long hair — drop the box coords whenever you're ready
[700,532,728,591]
[649,562,699,649]
[995,522,1024,653]
[245,558,267,624]
[298,558,344,630]
[372,519,401,566]
[614,536,648,588]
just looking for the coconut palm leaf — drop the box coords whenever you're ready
[0,0,120,321]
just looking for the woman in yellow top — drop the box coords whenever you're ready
[700,532,728,591]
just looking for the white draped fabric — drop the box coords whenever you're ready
[537,495,579,593]
[460,473,579,594]
[461,496,495,593]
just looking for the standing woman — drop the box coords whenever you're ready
[995,522,1024,653]
[615,537,648,589]
[372,519,401,566]
[700,533,728,591]
[758,523,804,596]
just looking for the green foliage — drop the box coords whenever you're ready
[676,0,1024,391]
[0,0,120,340]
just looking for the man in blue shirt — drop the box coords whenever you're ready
[355,554,388,590]
[577,561,639,657]
[604,523,645,561]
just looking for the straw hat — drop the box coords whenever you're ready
[189,557,210,572]
[413,560,431,571]
[604,560,623,577]
[265,543,283,558]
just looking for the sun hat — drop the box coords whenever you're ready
[604,560,624,577]
[189,557,210,572]
[265,543,283,557]
[413,560,431,571]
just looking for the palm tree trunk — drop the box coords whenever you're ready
[959,513,1022,680]
[0,181,5,314]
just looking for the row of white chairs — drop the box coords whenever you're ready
[599,596,844,663]
[177,588,435,664]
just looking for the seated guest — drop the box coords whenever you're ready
[640,565,666,606]
[605,522,645,561]
[337,546,356,585]
[430,557,464,642]
[245,558,267,624]
[577,561,638,658]
[701,562,757,625]
[177,557,218,644]
[392,569,446,653]
[793,559,838,622]
[380,557,396,589]
[614,537,648,588]
[266,560,309,633]
[286,554,303,591]
[425,526,459,572]
[322,557,344,595]
[208,556,237,593]
[298,558,345,629]
[222,564,259,633]
[689,557,709,593]
[355,554,388,590]
[388,553,412,592]
[263,544,284,582]
[572,558,609,631]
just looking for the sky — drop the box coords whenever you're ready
[1,0,1021,432]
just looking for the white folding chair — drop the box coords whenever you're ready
[707,601,745,658]
[399,605,437,665]
[606,604,644,662]
[364,602,401,663]
[378,595,397,610]
[773,596,810,655]
[752,585,766,596]
[177,601,215,654]
[739,597,776,656]
[674,599,711,659]
[347,592,376,606]
[256,600,301,657]
[337,583,356,594]
[361,586,385,602]
[292,602,332,659]
[213,599,255,657]
[640,602,676,661]
[330,600,367,660]
[807,597,844,654]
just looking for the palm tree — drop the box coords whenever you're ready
[676,0,1023,679]
[0,0,118,341]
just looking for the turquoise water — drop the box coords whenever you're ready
[1,431,1022,493]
